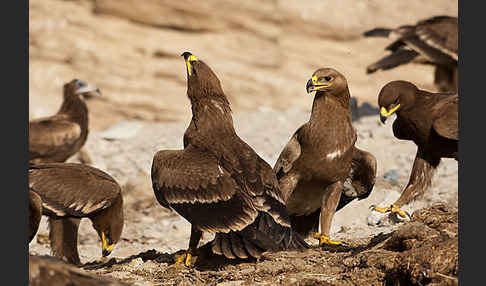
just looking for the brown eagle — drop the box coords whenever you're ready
[151,52,308,266]
[29,163,124,265]
[29,190,43,242]
[273,68,377,247]
[29,79,100,164]
[29,255,131,286]
[372,80,458,218]
[364,16,458,93]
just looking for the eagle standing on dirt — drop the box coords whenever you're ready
[151,52,308,266]
[364,16,458,93]
[29,163,124,265]
[273,68,377,247]
[372,80,458,218]
[29,79,101,164]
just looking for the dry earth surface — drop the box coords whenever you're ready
[29,1,458,285]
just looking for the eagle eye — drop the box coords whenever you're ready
[324,76,332,82]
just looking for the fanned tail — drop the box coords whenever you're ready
[212,212,309,259]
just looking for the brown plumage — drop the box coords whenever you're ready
[364,16,458,93]
[273,68,377,246]
[29,190,43,242]
[29,163,124,265]
[29,79,101,164]
[151,52,308,266]
[373,80,458,217]
[29,255,132,286]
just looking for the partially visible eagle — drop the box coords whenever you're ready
[29,255,131,286]
[364,16,458,93]
[29,190,42,242]
[151,52,308,266]
[29,79,100,164]
[29,163,124,265]
[273,68,377,247]
[372,80,458,218]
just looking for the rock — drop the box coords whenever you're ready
[383,169,400,185]
[128,257,144,267]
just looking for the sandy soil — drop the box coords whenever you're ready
[28,108,458,285]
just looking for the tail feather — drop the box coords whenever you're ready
[212,212,309,259]
[229,232,248,259]
[211,236,222,255]
[220,235,236,259]
[363,28,392,38]
[242,237,264,258]
[367,49,419,74]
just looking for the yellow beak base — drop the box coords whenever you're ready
[185,55,198,76]
[101,232,115,257]
[380,104,401,118]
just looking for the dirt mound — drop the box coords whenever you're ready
[85,204,457,285]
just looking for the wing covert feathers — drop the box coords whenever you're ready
[432,95,458,140]
[29,163,121,218]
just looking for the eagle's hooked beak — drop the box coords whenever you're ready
[181,52,198,76]
[306,75,332,94]
[379,104,400,124]
[75,83,101,98]
[101,232,115,257]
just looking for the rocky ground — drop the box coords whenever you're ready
[29,1,458,285]
[28,108,458,285]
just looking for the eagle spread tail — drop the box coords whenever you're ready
[212,212,309,259]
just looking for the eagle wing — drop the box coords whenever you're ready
[432,95,458,140]
[29,115,82,160]
[338,147,377,211]
[398,16,458,64]
[273,126,303,180]
[151,145,259,233]
[364,16,457,73]
[29,163,121,218]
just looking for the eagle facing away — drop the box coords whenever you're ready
[151,52,308,266]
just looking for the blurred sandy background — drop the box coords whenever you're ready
[29,0,458,131]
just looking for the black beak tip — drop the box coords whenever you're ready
[380,115,387,124]
[181,51,193,60]
[102,249,111,257]
[306,79,314,94]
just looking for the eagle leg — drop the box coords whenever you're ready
[371,149,438,220]
[316,181,345,247]
[174,225,202,267]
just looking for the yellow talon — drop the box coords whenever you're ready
[314,233,343,246]
[174,251,196,267]
[371,205,391,214]
[372,204,409,218]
